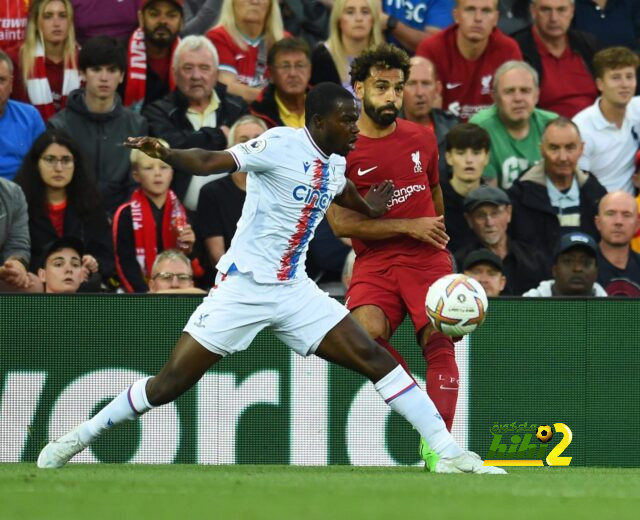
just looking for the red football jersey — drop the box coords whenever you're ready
[346,119,449,270]
[416,25,522,121]
[206,26,267,89]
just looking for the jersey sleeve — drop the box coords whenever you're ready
[226,133,280,173]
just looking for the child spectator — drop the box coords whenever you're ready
[113,138,195,292]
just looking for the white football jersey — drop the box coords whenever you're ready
[217,126,348,283]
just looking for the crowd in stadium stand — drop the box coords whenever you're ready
[1,0,640,297]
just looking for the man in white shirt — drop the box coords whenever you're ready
[573,46,640,194]
[37,82,505,475]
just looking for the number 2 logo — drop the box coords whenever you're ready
[546,423,573,466]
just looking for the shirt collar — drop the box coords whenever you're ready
[186,90,220,116]
[303,127,329,160]
[591,97,623,130]
[546,175,580,204]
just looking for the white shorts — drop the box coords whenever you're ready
[183,270,349,357]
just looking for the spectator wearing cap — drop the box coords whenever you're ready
[457,184,549,295]
[37,235,84,293]
[594,191,640,294]
[121,0,184,113]
[508,117,606,261]
[440,123,490,254]
[512,0,598,118]
[461,248,507,297]
[148,249,205,293]
[523,231,606,296]
[470,60,558,190]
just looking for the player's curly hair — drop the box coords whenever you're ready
[349,43,411,88]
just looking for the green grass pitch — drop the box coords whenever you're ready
[1,464,639,519]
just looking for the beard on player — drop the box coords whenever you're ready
[363,96,399,127]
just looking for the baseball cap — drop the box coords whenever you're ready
[41,236,85,267]
[554,232,598,260]
[141,0,184,11]
[463,185,511,213]
[461,248,505,273]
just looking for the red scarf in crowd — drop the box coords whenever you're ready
[26,38,80,121]
[113,188,187,293]
[124,27,178,110]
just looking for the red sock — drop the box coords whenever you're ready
[375,337,415,382]
[423,332,459,431]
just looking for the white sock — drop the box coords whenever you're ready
[375,365,463,458]
[77,377,154,445]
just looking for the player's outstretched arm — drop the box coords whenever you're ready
[124,137,237,175]
[333,179,394,218]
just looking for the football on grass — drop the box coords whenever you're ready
[425,274,488,337]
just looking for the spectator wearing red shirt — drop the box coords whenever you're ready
[0,0,31,51]
[206,0,285,104]
[6,0,80,122]
[121,0,184,113]
[512,0,599,118]
[14,128,115,289]
[416,0,522,121]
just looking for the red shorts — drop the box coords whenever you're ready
[345,256,452,335]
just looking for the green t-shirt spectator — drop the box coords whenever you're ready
[471,105,557,189]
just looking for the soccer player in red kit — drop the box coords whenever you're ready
[326,43,458,472]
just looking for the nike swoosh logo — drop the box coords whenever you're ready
[357,166,378,176]
[439,385,458,391]
[446,82,462,89]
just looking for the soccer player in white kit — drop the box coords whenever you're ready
[37,83,504,474]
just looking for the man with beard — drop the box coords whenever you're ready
[121,0,185,112]
[326,44,460,473]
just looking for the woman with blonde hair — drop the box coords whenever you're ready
[206,0,284,103]
[7,0,79,122]
[310,0,383,90]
